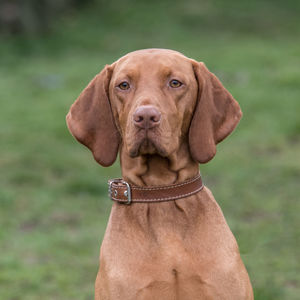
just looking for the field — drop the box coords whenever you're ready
[0,1,299,299]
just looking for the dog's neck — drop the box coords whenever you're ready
[120,140,199,187]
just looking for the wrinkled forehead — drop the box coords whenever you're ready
[113,49,194,79]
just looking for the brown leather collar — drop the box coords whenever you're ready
[108,173,203,204]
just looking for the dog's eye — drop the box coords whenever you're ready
[118,81,130,90]
[169,79,182,88]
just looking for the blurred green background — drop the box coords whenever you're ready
[0,0,299,299]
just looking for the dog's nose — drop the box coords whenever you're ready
[133,105,161,129]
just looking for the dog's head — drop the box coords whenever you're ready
[67,49,242,166]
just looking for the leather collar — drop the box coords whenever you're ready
[108,173,203,204]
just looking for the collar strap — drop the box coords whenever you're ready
[108,173,203,205]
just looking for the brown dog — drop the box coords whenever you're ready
[67,49,253,300]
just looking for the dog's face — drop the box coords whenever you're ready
[66,49,242,167]
[109,50,198,158]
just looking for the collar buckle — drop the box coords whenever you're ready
[108,178,132,205]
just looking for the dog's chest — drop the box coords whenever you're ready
[100,234,242,300]
[98,195,250,299]
[101,220,237,297]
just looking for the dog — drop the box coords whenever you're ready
[66,49,253,299]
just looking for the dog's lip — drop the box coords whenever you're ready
[129,137,146,157]
[128,130,167,158]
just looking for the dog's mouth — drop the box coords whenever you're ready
[128,130,167,158]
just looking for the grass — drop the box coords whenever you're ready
[0,1,299,299]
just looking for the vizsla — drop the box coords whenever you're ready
[67,49,253,299]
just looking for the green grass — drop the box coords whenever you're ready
[0,1,299,299]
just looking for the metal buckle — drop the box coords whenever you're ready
[108,178,132,205]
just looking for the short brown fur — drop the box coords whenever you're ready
[67,49,253,299]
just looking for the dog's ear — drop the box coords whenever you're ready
[189,62,242,163]
[66,64,120,167]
